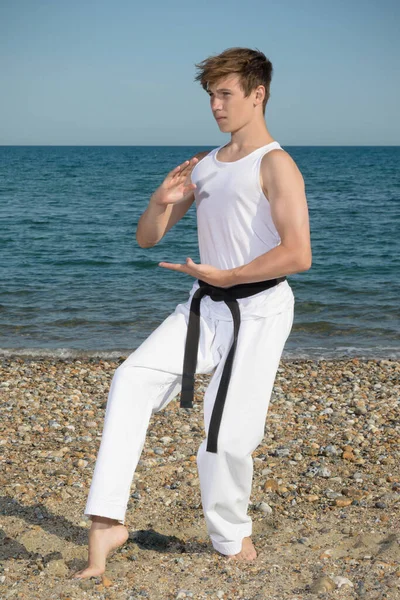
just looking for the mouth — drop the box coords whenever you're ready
[216,117,226,121]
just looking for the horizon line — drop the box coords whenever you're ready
[1,144,399,148]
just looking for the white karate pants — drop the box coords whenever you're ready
[84,280,295,555]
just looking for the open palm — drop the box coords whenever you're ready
[154,157,199,205]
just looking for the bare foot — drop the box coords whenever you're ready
[73,516,129,579]
[226,536,257,561]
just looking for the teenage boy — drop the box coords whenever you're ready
[74,46,311,579]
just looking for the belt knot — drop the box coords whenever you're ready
[209,288,227,302]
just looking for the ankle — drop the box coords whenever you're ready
[90,515,121,525]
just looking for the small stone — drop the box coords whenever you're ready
[356,580,366,596]
[275,448,290,457]
[305,466,319,478]
[264,479,279,491]
[342,451,356,461]
[101,574,112,587]
[335,498,353,507]
[317,466,331,478]
[261,467,273,475]
[79,579,95,591]
[305,494,319,502]
[298,537,308,544]
[310,575,336,593]
[256,502,273,514]
[326,490,343,500]
[78,520,89,527]
[332,575,354,588]
[380,514,390,522]
[320,407,334,415]
[322,444,339,456]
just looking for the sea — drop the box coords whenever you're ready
[0,145,399,361]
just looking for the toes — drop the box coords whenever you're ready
[72,569,98,580]
[73,571,88,579]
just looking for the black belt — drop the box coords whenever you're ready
[180,275,287,453]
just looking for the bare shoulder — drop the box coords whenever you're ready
[261,148,304,183]
[260,148,304,197]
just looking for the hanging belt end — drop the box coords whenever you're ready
[206,439,218,454]
[180,389,194,409]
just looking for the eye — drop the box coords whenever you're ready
[223,92,230,96]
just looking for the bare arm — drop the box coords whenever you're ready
[136,150,209,248]
[229,149,312,285]
[263,149,312,267]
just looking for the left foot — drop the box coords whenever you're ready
[226,536,257,561]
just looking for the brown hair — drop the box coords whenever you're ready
[194,47,273,114]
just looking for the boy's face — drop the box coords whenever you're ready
[207,74,261,132]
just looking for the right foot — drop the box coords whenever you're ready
[73,516,129,579]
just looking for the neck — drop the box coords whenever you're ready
[228,117,274,150]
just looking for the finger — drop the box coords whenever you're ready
[166,160,199,192]
[158,262,185,271]
[173,157,199,179]
[164,161,190,183]
[179,166,200,188]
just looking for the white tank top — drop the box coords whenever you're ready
[191,141,283,270]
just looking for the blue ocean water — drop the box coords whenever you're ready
[0,145,399,360]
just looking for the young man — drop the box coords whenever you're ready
[74,47,311,579]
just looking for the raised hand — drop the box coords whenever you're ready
[152,157,199,206]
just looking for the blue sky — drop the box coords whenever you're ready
[0,0,398,145]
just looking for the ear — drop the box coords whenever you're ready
[253,85,265,107]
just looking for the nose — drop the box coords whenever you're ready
[210,96,223,112]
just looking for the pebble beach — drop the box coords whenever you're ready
[0,356,399,600]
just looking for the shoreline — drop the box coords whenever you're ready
[1,348,399,362]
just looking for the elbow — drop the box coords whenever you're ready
[135,233,146,248]
[136,230,157,249]
[137,238,156,249]
[300,254,312,271]
[295,250,312,272]
[283,241,312,272]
